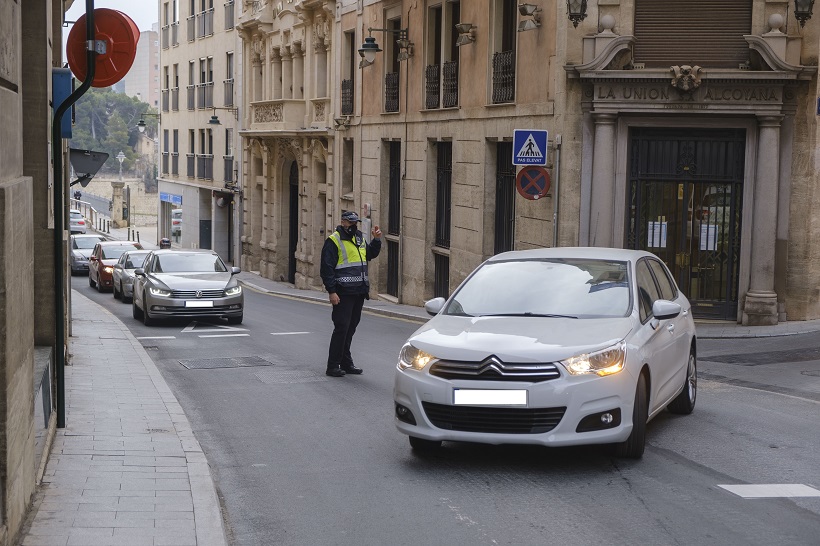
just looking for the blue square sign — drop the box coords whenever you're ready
[513,129,548,166]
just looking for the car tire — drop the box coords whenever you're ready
[113,282,121,300]
[142,292,155,326]
[667,350,697,415]
[89,273,96,288]
[132,298,143,320]
[227,314,243,325]
[614,372,648,459]
[409,436,442,452]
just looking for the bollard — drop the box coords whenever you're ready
[106,220,110,234]
[137,231,140,244]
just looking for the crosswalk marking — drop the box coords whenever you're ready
[718,484,820,498]
[137,336,176,340]
[270,332,310,336]
[198,333,251,338]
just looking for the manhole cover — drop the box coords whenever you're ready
[703,347,820,365]
[255,368,329,384]
[179,356,275,370]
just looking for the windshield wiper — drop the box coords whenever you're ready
[480,312,578,319]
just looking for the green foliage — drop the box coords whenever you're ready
[70,87,157,173]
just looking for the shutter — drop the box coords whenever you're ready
[634,0,752,68]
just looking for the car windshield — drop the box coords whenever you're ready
[444,258,631,319]
[73,237,103,249]
[101,246,137,260]
[70,212,83,220]
[125,253,149,269]
[153,253,227,273]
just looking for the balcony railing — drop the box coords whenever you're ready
[251,100,306,129]
[425,65,440,109]
[205,81,214,108]
[197,154,214,180]
[491,50,515,104]
[161,25,169,49]
[385,72,399,113]
[171,21,179,46]
[187,154,195,177]
[197,84,205,109]
[187,15,196,42]
[171,153,179,176]
[224,156,234,182]
[171,87,179,111]
[187,85,195,110]
[224,1,234,30]
[224,79,234,107]
[341,79,353,115]
[162,152,169,174]
[442,60,458,108]
[198,9,214,38]
[161,89,170,112]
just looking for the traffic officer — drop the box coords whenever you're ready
[320,210,382,377]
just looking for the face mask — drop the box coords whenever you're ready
[346,225,358,236]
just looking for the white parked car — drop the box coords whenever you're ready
[69,209,87,234]
[394,247,697,459]
[112,250,150,303]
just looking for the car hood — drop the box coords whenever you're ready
[147,272,234,289]
[408,315,634,362]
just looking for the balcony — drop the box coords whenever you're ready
[196,83,214,109]
[224,156,234,183]
[224,79,234,107]
[491,50,515,104]
[442,60,458,108]
[187,154,195,177]
[161,25,169,49]
[197,155,214,180]
[187,15,196,42]
[162,152,169,174]
[425,65,440,109]
[224,1,234,30]
[385,72,399,113]
[171,21,179,46]
[250,99,306,131]
[341,79,353,115]
[171,87,179,111]
[171,153,179,176]
[187,85,195,110]
[198,9,214,38]
[161,89,169,112]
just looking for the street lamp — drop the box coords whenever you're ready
[795,0,816,26]
[116,150,126,181]
[358,26,413,68]
[206,106,239,126]
[566,0,588,28]
[137,112,160,133]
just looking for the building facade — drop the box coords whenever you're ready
[239,0,820,326]
[122,26,161,109]
[157,0,243,262]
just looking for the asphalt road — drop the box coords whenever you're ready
[73,275,820,546]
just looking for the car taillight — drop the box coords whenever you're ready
[78,220,85,225]
[172,220,180,225]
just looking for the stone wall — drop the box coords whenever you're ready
[78,177,159,226]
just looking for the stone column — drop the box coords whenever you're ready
[743,115,782,326]
[589,113,618,247]
[292,43,304,100]
[111,181,126,228]
[252,58,262,103]
[281,47,293,100]
[271,48,282,100]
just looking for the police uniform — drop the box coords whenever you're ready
[320,212,381,376]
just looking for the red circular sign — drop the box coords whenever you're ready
[515,166,551,200]
[67,9,140,88]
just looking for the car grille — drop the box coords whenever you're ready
[422,402,566,434]
[429,358,562,382]
[169,289,225,299]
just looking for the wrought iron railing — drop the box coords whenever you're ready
[161,25,169,49]
[425,64,440,109]
[171,21,179,46]
[224,156,234,182]
[385,72,399,113]
[187,85,195,110]
[434,253,450,299]
[171,87,179,111]
[492,50,515,104]
[161,89,169,112]
[187,154,195,177]
[187,15,196,42]
[341,79,353,115]
[197,155,214,180]
[388,142,401,236]
[171,153,179,176]
[198,9,214,37]
[442,61,458,108]
[224,1,234,30]
[224,79,234,107]
[435,143,452,248]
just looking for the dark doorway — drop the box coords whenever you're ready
[199,220,212,250]
[626,128,745,320]
[288,161,298,284]
[386,142,401,297]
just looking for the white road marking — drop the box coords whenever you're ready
[198,333,251,338]
[182,321,248,333]
[718,484,820,498]
[137,336,177,340]
[270,332,310,336]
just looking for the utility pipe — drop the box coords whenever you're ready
[552,134,562,248]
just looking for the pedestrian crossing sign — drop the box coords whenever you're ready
[513,129,548,166]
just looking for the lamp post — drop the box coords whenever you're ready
[116,150,126,181]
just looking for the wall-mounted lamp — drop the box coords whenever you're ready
[566,0,588,28]
[518,4,542,32]
[136,112,160,133]
[795,0,815,26]
[207,106,239,126]
[358,26,413,68]
[455,23,477,46]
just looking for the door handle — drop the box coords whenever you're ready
[667,324,675,334]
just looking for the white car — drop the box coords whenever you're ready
[394,247,697,459]
[112,250,150,303]
[69,209,87,234]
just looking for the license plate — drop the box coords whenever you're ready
[453,389,527,406]
[185,301,213,308]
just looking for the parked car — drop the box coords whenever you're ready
[393,247,697,459]
[132,249,243,326]
[171,209,182,236]
[69,209,87,234]
[112,250,151,303]
[88,241,144,292]
[70,234,108,275]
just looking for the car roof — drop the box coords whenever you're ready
[487,247,657,263]
[149,249,217,255]
[97,240,142,246]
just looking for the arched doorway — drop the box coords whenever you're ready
[288,161,299,283]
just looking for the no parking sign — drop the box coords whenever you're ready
[515,166,551,200]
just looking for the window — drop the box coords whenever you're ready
[435,142,452,248]
[425,1,459,109]
[187,61,196,109]
[342,139,354,195]
[636,259,663,322]
[341,31,355,115]
[491,0,516,104]
[384,17,402,113]
[494,142,515,254]
[648,259,677,301]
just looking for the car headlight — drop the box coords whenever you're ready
[561,341,626,376]
[103,266,113,273]
[224,286,242,296]
[398,344,438,371]
[149,287,172,297]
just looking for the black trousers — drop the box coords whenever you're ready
[327,293,366,370]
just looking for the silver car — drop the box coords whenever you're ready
[394,247,696,459]
[132,249,243,326]
[69,209,87,234]
[70,234,108,275]
[112,250,150,303]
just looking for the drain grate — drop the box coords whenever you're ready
[255,368,329,384]
[704,347,820,366]
[179,356,276,370]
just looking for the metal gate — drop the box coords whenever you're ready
[626,128,745,320]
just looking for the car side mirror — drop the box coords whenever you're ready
[134,268,145,277]
[424,297,446,316]
[231,266,241,275]
[652,300,681,320]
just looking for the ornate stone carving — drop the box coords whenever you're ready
[311,138,328,163]
[254,103,283,123]
[278,138,303,163]
[670,65,703,92]
[314,101,325,122]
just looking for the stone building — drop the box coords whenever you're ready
[239,0,820,326]
[122,27,161,110]
[157,0,242,262]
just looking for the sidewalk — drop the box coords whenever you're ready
[19,292,227,546]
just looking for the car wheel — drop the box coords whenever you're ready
[132,297,143,320]
[113,282,121,300]
[409,436,442,452]
[614,372,648,459]
[667,350,697,415]
[227,313,243,325]
[142,292,155,326]
[89,273,96,288]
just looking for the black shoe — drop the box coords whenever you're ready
[326,368,346,377]
[341,365,363,375]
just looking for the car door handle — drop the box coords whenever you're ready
[667,324,675,334]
